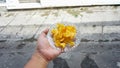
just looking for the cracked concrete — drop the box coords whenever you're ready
[0,6,120,68]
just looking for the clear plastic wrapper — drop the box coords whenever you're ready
[47,23,80,52]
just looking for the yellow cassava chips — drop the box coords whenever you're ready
[51,23,76,49]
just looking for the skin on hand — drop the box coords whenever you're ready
[24,28,62,68]
[37,28,62,61]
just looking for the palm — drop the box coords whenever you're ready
[37,29,61,61]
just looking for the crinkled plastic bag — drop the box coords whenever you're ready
[47,23,80,52]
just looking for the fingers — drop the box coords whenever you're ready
[54,49,62,57]
[61,49,64,53]
[57,48,64,55]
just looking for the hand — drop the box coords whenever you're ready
[36,28,62,62]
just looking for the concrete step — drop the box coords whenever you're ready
[0,23,120,42]
[0,6,120,26]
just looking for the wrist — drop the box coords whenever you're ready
[24,52,48,68]
[32,51,49,64]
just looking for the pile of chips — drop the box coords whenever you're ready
[51,23,76,49]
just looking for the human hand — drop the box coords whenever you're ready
[36,28,62,62]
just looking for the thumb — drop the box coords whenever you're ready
[40,28,49,37]
[43,28,49,35]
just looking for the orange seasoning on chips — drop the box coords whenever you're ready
[51,23,76,49]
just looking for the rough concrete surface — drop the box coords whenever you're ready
[0,6,120,68]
